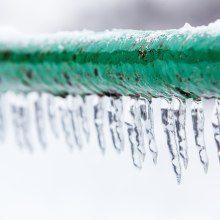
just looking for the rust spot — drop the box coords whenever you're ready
[26,53,31,59]
[3,51,11,59]
[26,69,32,79]
[73,54,76,61]
[134,73,139,82]
[118,73,125,81]
[94,68,98,77]
[175,87,192,98]
[63,72,72,86]
[176,74,182,82]
[138,48,146,58]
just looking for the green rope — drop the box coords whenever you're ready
[0,27,219,99]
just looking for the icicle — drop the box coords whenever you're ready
[34,94,46,148]
[161,99,182,184]
[124,98,142,168]
[94,96,105,152]
[18,105,33,151]
[108,96,124,153]
[134,98,146,162]
[0,95,5,142]
[68,96,82,149]
[79,96,90,142]
[212,98,220,163]
[173,98,188,169]
[59,100,75,149]
[47,95,59,138]
[11,96,32,151]
[139,97,158,164]
[191,100,208,173]
[11,105,23,148]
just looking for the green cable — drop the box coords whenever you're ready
[0,25,219,99]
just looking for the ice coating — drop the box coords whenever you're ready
[0,92,219,183]
[191,100,209,173]
[124,98,142,168]
[47,95,59,138]
[212,99,220,162]
[173,98,188,169]
[94,96,106,153]
[34,94,47,148]
[161,99,182,184]
[11,95,33,151]
[108,96,124,152]
[139,97,158,164]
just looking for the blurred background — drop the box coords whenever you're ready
[0,1,220,220]
[0,0,219,33]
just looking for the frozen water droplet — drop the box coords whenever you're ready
[108,96,124,153]
[47,95,59,138]
[139,97,158,164]
[211,98,220,163]
[94,96,105,152]
[34,95,47,148]
[191,100,208,173]
[124,98,143,169]
[173,98,189,169]
[161,99,182,183]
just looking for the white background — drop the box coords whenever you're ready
[0,97,219,220]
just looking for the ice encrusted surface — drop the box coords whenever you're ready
[0,20,219,48]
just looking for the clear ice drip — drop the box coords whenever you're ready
[0,95,5,142]
[139,98,158,164]
[124,98,143,168]
[191,100,208,173]
[11,100,32,151]
[67,96,82,149]
[108,97,124,153]
[79,96,90,143]
[161,99,182,183]
[59,96,82,149]
[34,95,47,148]
[94,96,105,152]
[173,98,189,169]
[47,95,59,138]
[212,99,220,163]
[59,104,75,149]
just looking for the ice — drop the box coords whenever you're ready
[124,98,143,169]
[11,95,33,151]
[139,97,158,164]
[78,96,90,143]
[191,100,209,173]
[47,95,59,138]
[211,99,220,163]
[59,102,75,149]
[161,98,182,184]
[173,98,188,169]
[108,96,124,153]
[34,94,47,148]
[66,95,83,149]
[0,91,218,183]
[94,96,106,153]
